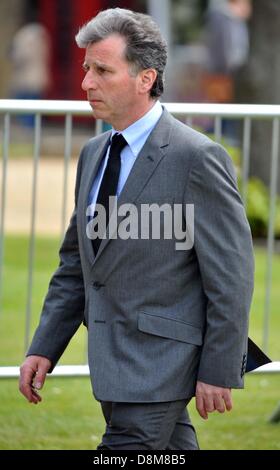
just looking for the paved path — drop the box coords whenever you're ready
[4,158,78,235]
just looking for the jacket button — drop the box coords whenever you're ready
[92,281,104,290]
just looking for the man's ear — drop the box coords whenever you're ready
[138,68,157,95]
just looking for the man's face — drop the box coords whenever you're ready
[82,34,145,130]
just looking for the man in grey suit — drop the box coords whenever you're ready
[19,8,254,450]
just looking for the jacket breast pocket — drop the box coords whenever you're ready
[137,312,203,346]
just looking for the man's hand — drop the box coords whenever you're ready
[195,380,232,420]
[19,355,52,404]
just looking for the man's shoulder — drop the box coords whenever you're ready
[169,112,214,152]
[164,111,233,173]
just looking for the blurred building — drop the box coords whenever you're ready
[0,0,146,100]
[29,0,146,100]
[0,0,209,101]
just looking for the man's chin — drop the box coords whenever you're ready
[90,107,102,119]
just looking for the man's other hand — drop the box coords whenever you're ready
[195,380,232,420]
[19,355,52,404]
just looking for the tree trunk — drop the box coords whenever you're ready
[235,0,280,190]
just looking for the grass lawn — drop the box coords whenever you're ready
[0,235,87,366]
[0,375,279,450]
[0,235,279,449]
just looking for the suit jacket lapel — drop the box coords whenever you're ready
[93,108,173,263]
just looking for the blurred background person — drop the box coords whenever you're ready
[203,0,252,140]
[205,0,252,77]
[9,22,51,127]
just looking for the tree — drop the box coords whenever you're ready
[236,0,280,189]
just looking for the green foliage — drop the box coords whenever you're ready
[222,140,280,239]
[246,178,270,238]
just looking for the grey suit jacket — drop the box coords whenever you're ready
[28,107,254,402]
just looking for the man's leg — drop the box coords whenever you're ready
[97,400,189,450]
[166,407,199,450]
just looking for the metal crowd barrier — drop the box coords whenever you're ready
[0,100,279,378]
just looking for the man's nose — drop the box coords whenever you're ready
[81,71,97,91]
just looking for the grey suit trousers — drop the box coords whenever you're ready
[97,400,199,450]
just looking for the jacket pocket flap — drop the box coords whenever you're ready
[138,312,202,346]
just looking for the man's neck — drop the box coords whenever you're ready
[113,100,157,131]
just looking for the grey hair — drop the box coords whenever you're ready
[75,8,167,98]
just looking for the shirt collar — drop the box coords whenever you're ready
[111,100,163,157]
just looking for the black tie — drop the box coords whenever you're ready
[92,133,127,254]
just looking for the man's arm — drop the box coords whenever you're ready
[19,149,85,402]
[186,142,254,417]
[25,203,85,366]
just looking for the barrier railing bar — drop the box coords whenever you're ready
[1,361,279,379]
[95,119,103,136]
[24,114,42,354]
[61,114,73,239]
[2,100,280,118]
[0,114,10,316]
[214,116,222,142]
[263,117,280,354]
[242,117,251,208]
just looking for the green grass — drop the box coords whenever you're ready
[0,235,87,366]
[249,245,280,360]
[0,377,103,450]
[0,375,279,450]
[0,235,279,449]
[194,374,280,450]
